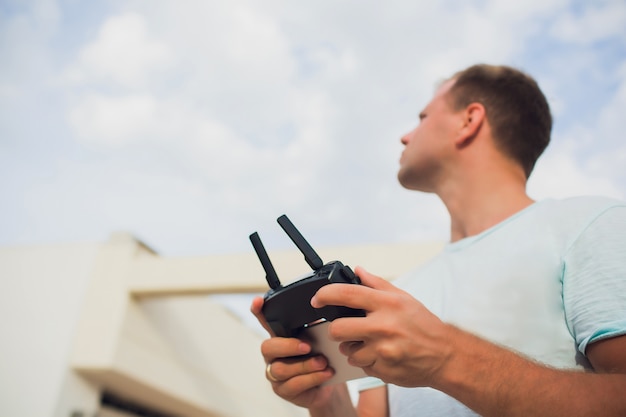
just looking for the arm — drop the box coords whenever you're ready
[312,267,626,417]
[307,383,357,417]
[308,384,388,417]
[432,327,626,417]
[357,386,388,417]
[587,335,626,373]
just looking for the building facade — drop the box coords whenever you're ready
[0,233,442,417]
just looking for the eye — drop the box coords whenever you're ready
[418,112,427,122]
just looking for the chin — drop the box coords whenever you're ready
[397,173,415,190]
[398,174,432,193]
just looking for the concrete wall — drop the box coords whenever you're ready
[0,235,443,417]
[0,243,102,417]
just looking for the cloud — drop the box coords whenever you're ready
[64,12,171,87]
[531,57,626,202]
[529,141,625,201]
[581,63,626,188]
[529,60,626,202]
[597,62,626,146]
[68,93,158,147]
[551,1,626,45]
[2,0,626,256]
[0,0,59,87]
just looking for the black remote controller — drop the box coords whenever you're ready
[250,215,366,338]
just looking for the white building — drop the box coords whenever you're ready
[0,233,442,417]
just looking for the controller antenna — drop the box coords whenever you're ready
[277,215,324,270]
[249,232,282,290]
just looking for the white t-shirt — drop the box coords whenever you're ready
[356,197,626,417]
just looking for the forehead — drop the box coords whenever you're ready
[424,79,456,110]
[434,79,456,100]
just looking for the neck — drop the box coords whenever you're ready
[436,165,534,243]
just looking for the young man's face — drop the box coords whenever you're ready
[397,79,462,192]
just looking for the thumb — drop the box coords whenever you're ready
[250,296,276,337]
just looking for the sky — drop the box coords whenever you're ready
[1,0,625,257]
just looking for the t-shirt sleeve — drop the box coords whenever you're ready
[563,205,626,355]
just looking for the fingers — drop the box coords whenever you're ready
[339,340,365,358]
[261,337,335,398]
[267,355,331,383]
[327,316,377,342]
[339,340,376,368]
[272,365,334,402]
[311,267,394,311]
[310,283,375,311]
[261,336,311,363]
[250,296,276,336]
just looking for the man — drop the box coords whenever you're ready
[251,64,626,416]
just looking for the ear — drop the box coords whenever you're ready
[455,103,485,148]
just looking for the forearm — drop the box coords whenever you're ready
[309,383,358,417]
[434,326,626,417]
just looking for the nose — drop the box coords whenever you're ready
[401,130,411,145]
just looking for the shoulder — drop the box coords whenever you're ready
[533,196,626,234]
[538,196,626,216]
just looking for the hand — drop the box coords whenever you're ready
[311,266,454,388]
[250,296,342,410]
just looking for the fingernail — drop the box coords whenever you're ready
[310,296,319,308]
[298,343,311,354]
[313,356,327,369]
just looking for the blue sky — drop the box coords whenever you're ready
[1,0,625,256]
